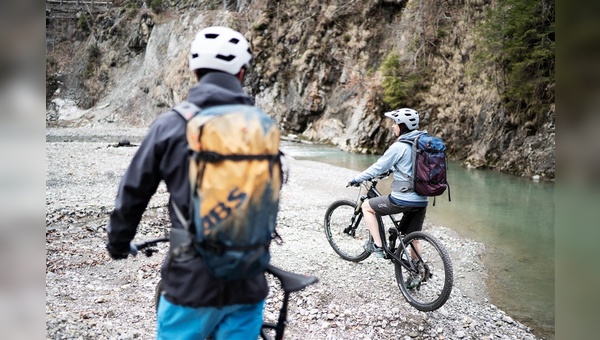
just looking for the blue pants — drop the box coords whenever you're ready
[156,295,265,340]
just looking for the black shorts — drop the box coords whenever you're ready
[368,195,427,235]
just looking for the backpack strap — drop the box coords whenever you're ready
[173,101,202,121]
[393,134,420,193]
[169,101,202,261]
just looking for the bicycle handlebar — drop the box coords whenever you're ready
[129,237,169,257]
[348,170,393,188]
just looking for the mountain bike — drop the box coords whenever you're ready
[129,238,318,340]
[324,171,453,312]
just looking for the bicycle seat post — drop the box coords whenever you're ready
[274,292,291,340]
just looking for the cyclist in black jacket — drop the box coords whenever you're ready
[106,26,269,339]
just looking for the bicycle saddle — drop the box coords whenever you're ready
[266,265,318,293]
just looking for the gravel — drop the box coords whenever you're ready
[46,127,540,339]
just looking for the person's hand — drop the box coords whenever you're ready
[347,179,361,187]
[106,242,130,260]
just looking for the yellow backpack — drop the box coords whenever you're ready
[173,102,282,280]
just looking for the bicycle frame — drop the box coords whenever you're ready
[328,176,453,311]
[352,178,425,275]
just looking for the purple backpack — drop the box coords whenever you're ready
[400,133,451,203]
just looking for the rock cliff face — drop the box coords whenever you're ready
[45,0,554,180]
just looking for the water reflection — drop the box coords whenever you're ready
[281,141,555,339]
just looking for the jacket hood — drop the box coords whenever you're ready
[186,72,255,108]
[399,129,426,141]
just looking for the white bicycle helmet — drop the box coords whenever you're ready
[384,108,419,130]
[189,26,252,75]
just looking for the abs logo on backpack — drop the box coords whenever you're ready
[174,102,282,281]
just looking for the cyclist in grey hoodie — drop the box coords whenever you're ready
[347,108,428,267]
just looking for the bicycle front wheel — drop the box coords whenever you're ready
[324,199,372,262]
[394,231,453,311]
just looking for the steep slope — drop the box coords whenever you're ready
[45,0,554,179]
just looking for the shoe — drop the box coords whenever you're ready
[363,240,385,258]
[405,260,424,289]
[405,275,421,289]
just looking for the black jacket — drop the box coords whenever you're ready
[107,72,269,307]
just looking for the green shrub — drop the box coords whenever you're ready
[126,0,139,9]
[437,28,447,40]
[84,44,101,79]
[126,0,140,17]
[77,14,90,32]
[475,0,554,122]
[150,0,164,13]
[87,44,101,62]
[379,52,419,109]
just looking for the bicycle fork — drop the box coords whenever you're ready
[343,196,368,236]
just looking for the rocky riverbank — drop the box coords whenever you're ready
[46,127,540,339]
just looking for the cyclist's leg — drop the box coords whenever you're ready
[211,300,265,340]
[398,207,427,258]
[365,195,409,247]
[361,199,383,247]
[156,295,222,340]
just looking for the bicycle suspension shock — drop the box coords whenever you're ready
[344,196,368,236]
[356,195,367,212]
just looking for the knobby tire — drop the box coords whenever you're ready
[324,199,382,262]
[394,231,453,311]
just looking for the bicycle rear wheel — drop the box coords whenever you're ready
[324,199,374,262]
[394,231,453,311]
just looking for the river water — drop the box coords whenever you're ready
[280,141,554,340]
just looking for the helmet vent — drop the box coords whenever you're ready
[191,53,199,58]
[229,38,240,44]
[216,54,235,62]
[205,33,219,39]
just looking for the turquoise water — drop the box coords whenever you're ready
[281,141,554,339]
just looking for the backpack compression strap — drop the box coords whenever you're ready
[193,151,282,192]
[193,152,280,162]
[200,240,269,255]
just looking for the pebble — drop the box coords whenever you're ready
[45,130,542,339]
[503,315,515,324]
